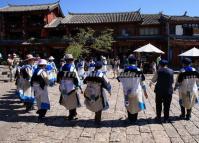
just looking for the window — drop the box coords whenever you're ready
[121,29,129,37]
[139,28,159,35]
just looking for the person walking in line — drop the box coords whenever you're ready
[150,60,174,123]
[57,54,81,120]
[118,54,148,123]
[83,61,111,124]
[175,58,199,120]
[46,56,57,86]
[31,59,50,121]
[77,58,85,80]
[20,54,35,112]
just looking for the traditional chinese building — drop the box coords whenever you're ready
[0,2,199,66]
[0,1,66,58]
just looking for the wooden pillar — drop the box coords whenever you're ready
[1,14,6,39]
[22,15,27,39]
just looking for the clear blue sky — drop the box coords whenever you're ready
[0,0,198,16]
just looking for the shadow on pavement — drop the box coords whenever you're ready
[0,89,182,128]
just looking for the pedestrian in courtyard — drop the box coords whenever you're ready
[59,58,65,71]
[85,58,95,76]
[15,60,24,101]
[83,61,111,124]
[101,56,108,75]
[150,60,174,123]
[57,54,81,120]
[113,56,120,78]
[117,54,148,123]
[7,54,14,81]
[46,56,57,86]
[174,58,199,120]
[77,58,85,80]
[31,59,50,121]
[20,54,35,111]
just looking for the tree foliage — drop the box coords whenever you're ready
[65,27,114,58]
[65,43,83,59]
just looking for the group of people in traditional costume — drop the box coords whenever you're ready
[13,53,198,124]
[15,54,57,120]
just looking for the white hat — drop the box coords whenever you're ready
[13,53,17,58]
[49,56,55,60]
[38,59,47,65]
[25,54,35,61]
[101,56,106,60]
[64,54,74,60]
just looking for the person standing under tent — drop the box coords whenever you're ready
[57,54,81,120]
[175,58,199,120]
[117,54,148,123]
[83,61,111,124]
[31,59,50,121]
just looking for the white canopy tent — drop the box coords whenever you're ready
[179,47,199,57]
[134,43,165,54]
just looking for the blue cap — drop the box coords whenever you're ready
[128,54,136,63]
[159,60,168,66]
[182,58,192,65]
[95,61,103,69]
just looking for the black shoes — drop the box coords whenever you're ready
[179,114,191,120]
[66,113,78,120]
[154,117,161,123]
[179,114,185,119]
[185,115,191,120]
[163,118,170,123]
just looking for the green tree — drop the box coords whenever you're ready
[65,27,114,57]
[65,43,83,59]
[91,29,114,52]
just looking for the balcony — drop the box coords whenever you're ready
[0,38,71,46]
[169,35,199,40]
[115,35,166,40]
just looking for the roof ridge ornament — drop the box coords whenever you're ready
[6,1,59,7]
[183,11,188,16]
[137,8,141,13]
[159,11,163,15]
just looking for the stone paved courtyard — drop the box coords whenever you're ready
[0,74,199,143]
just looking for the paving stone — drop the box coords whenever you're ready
[140,133,155,143]
[0,74,199,143]
[127,134,142,143]
[170,137,184,143]
[152,131,171,143]
[163,124,180,138]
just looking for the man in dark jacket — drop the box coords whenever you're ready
[150,60,174,123]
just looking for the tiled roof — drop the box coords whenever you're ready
[61,11,143,24]
[0,2,59,12]
[170,16,199,21]
[44,17,63,28]
[141,14,161,25]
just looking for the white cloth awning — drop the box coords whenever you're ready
[179,47,199,57]
[134,43,164,54]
